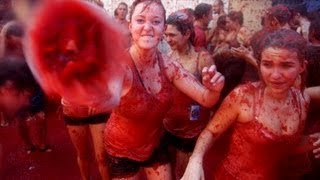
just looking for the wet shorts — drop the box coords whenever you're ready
[165,132,197,153]
[64,113,110,126]
[106,136,170,178]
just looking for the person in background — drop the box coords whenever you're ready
[225,11,251,48]
[0,21,52,155]
[289,4,311,39]
[264,4,292,31]
[207,0,226,45]
[114,2,131,47]
[0,21,25,61]
[0,60,51,152]
[164,10,214,179]
[192,3,213,52]
[114,2,129,29]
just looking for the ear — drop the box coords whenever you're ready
[299,59,307,74]
[184,29,191,39]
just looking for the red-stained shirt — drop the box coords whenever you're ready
[214,84,308,179]
[193,25,207,52]
[104,52,172,161]
[163,86,211,139]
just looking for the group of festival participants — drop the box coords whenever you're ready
[1,0,320,179]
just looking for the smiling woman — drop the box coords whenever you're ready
[103,0,224,179]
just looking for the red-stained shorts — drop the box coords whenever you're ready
[106,135,170,178]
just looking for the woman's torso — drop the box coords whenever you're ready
[163,48,211,138]
[104,51,172,161]
[215,82,307,180]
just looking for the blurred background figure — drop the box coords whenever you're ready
[0,17,52,153]
[207,0,227,42]
[0,21,25,62]
[192,3,213,52]
[0,60,51,152]
[114,2,131,47]
[114,2,129,29]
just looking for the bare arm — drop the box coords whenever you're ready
[181,88,241,180]
[230,45,258,69]
[305,86,320,102]
[164,55,224,108]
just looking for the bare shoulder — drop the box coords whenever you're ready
[230,82,258,98]
[161,52,176,66]
[161,52,183,82]
[226,82,258,121]
[300,88,311,109]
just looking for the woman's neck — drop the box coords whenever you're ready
[130,45,157,66]
[264,86,290,102]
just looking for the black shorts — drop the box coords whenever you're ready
[165,132,197,153]
[64,113,110,126]
[107,135,170,178]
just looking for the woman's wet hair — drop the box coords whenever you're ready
[254,29,306,64]
[254,29,307,90]
[129,0,166,22]
[166,10,195,43]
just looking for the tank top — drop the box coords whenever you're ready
[215,83,305,180]
[104,51,172,161]
[163,49,211,139]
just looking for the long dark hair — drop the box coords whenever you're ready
[166,10,195,43]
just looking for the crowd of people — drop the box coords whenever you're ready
[1,0,320,179]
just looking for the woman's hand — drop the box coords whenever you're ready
[230,46,258,68]
[310,133,320,159]
[180,156,205,180]
[202,65,224,93]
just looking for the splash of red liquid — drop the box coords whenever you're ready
[25,0,129,106]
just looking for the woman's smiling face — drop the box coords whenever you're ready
[129,2,165,50]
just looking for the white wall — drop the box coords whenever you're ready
[101,0,271,32]
[102,0,229,18]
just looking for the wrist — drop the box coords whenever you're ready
[189,154,203,165]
